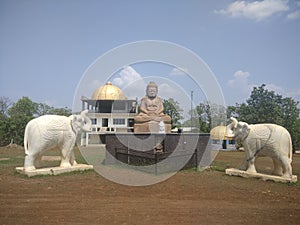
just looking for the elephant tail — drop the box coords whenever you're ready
[24,123,29,155]
[289,134,293,161]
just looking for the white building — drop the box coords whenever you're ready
[81,82,138,145]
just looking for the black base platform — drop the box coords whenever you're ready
[105,133,210,174]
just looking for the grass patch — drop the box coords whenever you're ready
[285,181,300,187]
[210,161,232,172]
[180,166,198,173]
[0,156,24,168]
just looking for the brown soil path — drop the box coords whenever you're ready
[0,147,299,225]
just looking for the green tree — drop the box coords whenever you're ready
[8,96,36,118]
[0,97,12,115]
[49,107,72,116]
[35,103,53,116]
[7,97,36,145]
[0,97,12,145]
[228,84,300,151]
[190,101,226,133]
[163,98,183,128]
[0,113,10,146]
[194,102,211,133]
[35,103,71,116]
[0,96,72,146]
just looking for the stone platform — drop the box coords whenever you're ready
[105,133,210,174]
[225,168,298,183]
[16,164,93,177]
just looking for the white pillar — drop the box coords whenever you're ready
[86,133,89,146]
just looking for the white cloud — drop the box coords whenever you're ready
[113,66,143,87]
[112,66,194,119]
[227,70,255,104]
[287,9,300,20]
[169,67,189,76]
[215,0,289,21]
[233,70,250,79]
[112,66,185,99]
[227,70,252,92]
[227,70,300,105]
[111,66,146,99]
[158,83,180,99]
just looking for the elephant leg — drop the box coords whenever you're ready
[239,156,248,171]
[246,157,257,173]
[272,158,283,176]
[60,138,75,168]
[70,150,78,166]
[24,153,37,171]
[240,147,256,172]
[280,157,292,178]
[60,148,72,168]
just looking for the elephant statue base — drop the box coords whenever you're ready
[225,168,297,183]
[16,164,93,177]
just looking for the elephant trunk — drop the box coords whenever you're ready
[225,117,238,138]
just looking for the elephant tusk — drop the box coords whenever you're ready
[225,121,235,138]
[230,117,238,128]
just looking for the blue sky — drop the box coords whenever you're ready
[1,0,300,117]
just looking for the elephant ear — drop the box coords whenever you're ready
[241,122,250,139]
[71,115,78,125]
[71,115,81,133]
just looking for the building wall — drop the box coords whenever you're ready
[88,113,135,132]
[81,99,138,145]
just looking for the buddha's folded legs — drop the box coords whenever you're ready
[134,114,171,124]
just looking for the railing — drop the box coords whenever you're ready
[115,148,198,175]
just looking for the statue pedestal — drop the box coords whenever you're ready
[105,133,210,174]
[225,168,298,183]
[134,121,171,133]
[16,164,93,177]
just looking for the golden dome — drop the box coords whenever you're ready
[210,126,233,140]
[92,82,127,100]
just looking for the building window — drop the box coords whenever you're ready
[102,118,108,127]
[128,118,134,127]
[229,140,235,145]
[113,118,126,125]
[91,118,97,125]
[112,101,126,111]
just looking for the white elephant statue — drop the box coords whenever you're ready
[226,117,293,178]
[23,110,92,171]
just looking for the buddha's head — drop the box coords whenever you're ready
[146,82,158,99]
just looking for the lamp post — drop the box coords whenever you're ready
[190,91,193,132]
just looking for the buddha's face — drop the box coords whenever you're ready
[147,87,157,98]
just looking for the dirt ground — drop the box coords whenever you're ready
[0,146,300,225]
